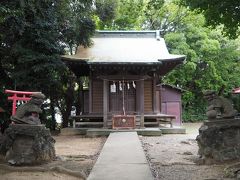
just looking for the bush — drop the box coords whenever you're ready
[182,107,206,122]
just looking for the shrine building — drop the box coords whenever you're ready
[62,30,185,129]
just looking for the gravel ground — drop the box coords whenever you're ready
[140,123,235,180]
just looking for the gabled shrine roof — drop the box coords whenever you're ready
[62,30,186,76]
[157,83,186,92]
[62,30,185,64]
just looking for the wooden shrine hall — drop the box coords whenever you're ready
[62,30,185,129]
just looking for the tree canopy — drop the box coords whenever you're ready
[183,0,240,38]
[0,0,96,129]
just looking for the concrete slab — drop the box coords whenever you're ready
[60,127,185,136]
[160,126,186,134]
[88,164,153,180]
[86,129,162,137]
[95,132,147,164]
[87,132,154,180]
[86,129,134,137]
[136,129,162,136]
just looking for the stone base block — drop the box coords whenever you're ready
[0,124,55,165]
[197,119,240,164]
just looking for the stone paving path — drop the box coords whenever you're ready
[87,132,154,180]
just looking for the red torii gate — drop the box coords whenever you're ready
[5,89,40,115]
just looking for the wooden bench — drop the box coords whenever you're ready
[72,114,104,128]
[71,113,175,128]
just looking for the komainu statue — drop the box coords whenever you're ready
[0,92,55,165]
[196,91,240,166]
[203,90,237,120]
[10,92,45,125]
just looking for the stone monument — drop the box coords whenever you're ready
[196,90,240,164]
[0,93,56,165]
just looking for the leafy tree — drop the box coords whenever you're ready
[0,0,96,129]
[164,25,240,121]
[143,0,172,31]
[0,0,65,130]
[1,0,65,90]
[56,0,95,128]
[95,0,146,30]
[94,0,118,29]
[114,0,146,30]
[183,0,240,38]
[58,0,95,54]
[138,0,240,121]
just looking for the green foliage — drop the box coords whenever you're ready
[0,90,11,133]
[0,0,64,129]
[0,0,96,129]
[95,0,146,30]
[182,107,206,122]
[95,0,118,29]
[183,0,240,38]
[163,12,240,121]
[58,0,95,53]
[1,0,64,91]
[144,0,187,33]
[113,0,146,30]
[135,0,240,121]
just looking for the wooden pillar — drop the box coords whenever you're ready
[103,79,109,128]
[89,72,92,113]
[156,90,160,113]
[153,74,157,114]
[137,79,144,128]
[76,78,84,115]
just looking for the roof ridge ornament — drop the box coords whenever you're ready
[156,30,161,41]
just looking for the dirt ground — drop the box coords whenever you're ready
[0,135,106,180]
[140,123,235,180]
[0,123,239,180]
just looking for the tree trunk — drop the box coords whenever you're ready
[0,61,12,86]
[76,78,83,115]
[61,81,75,128]
[50,97,56,130]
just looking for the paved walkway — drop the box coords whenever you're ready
[88,132,154,180]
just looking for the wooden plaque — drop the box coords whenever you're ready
[112,115,135,129]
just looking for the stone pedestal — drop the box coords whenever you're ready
[197,119,240,164]
[0,124,55,165]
